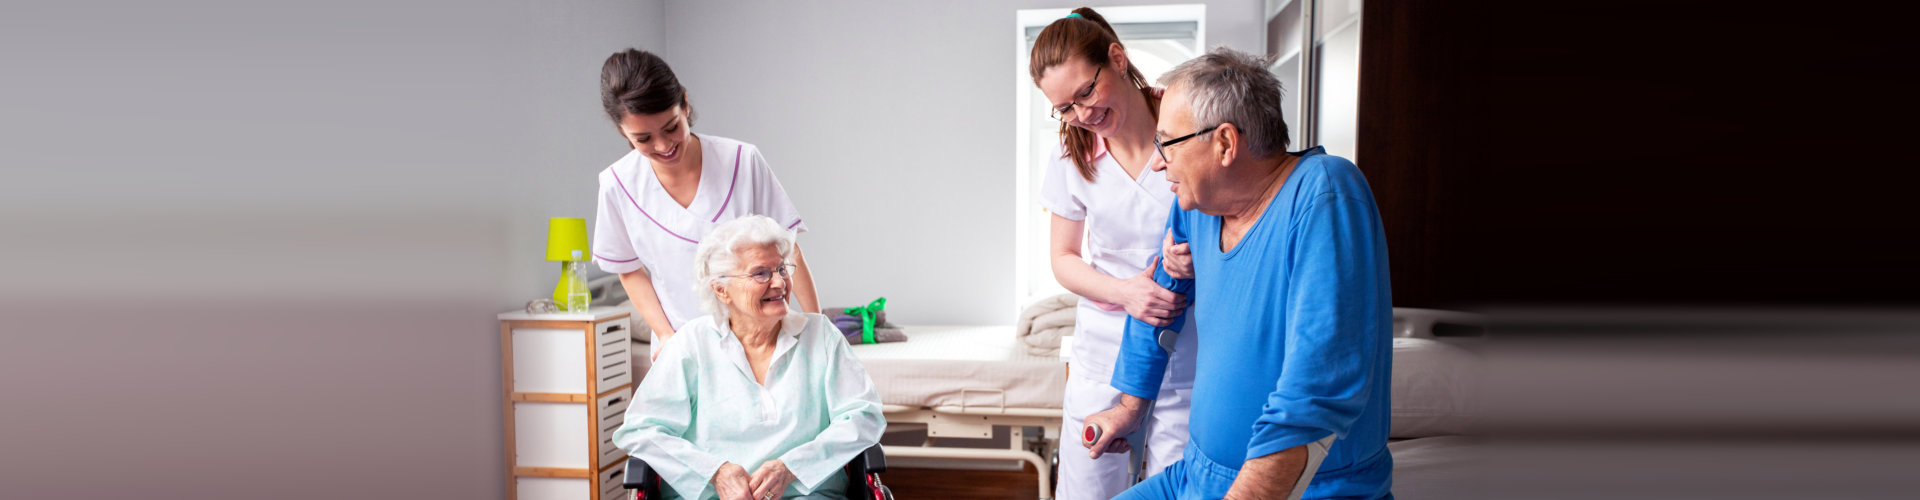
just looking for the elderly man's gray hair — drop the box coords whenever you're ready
[1156,47,1291,159]
[691,215,795,322]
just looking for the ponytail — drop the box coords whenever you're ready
[1029,7,1160,182]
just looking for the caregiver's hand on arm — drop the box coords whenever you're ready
[1048,215,1185,324]
[711,462,753,500]
[618,269,677,360]
[1223,445,1310,500]
[1119,256,1186,327]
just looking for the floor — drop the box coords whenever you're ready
[881,464,1047,499]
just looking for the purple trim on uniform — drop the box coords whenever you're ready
[711,144,743,222]
[612,167,700,244]
[594,253,638,263]
[786,218,803,230]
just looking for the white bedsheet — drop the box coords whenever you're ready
[851,325,1067,410]
[1388,437,1484,500]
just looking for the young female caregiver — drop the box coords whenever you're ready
[1031,8,1198,500]
[590,48,821,357]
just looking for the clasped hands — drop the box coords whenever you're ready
[711,459,795,500]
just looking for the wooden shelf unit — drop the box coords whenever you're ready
[499,306,636,500]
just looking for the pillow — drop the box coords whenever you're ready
[587,274,628,306]
[1391,337,1480,438]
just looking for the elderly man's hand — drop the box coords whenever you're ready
[711,462,754,500]
[1083,394,1151,459]
[1121,256,1187,327]
[1162,230,1194,279]
[748,459,796,500]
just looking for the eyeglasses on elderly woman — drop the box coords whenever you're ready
[719,264,794,285]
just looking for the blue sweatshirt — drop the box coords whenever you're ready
[1111,147,1394,500]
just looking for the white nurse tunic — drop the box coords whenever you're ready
[1038,137,1199,500]
[591,134,807,356]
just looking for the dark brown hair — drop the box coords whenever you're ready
[600,48,694,127]
[1029,7,1160,182]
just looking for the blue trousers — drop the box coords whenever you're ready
[1112,444,1239,500]
[1116,437,1369,500]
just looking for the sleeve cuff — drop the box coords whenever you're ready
[1038,198,1086,221]
[780,447,837,493]
[594,254,644,275]
[1246,424,1336,461]
[667,455,724,500]
[1110,365,1164,401]
[1111,376,1160,400]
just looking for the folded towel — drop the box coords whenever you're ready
[825,300,903,344]
[825,308,887,327]
[830,316,906,344]
[1017,293,1080,356]
[833,315,864,332]
[845,326,908,344]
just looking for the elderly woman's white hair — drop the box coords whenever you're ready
[691,215,796,322]
[1156,47,1292,159]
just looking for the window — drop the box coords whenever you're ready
[1013,6,1205,313]
[1313,0,1363,162]
[1268,0,1363,162]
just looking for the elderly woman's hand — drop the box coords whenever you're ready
[748,459,796,500]
[711,462,754,500]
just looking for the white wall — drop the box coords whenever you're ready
[658,0,1266,324]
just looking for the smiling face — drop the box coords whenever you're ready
[1152,83,1216,212]
[1036,50,1135,138]
[713,242,791,322]
[615,104,693,167]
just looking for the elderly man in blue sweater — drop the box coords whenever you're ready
[1082,47,1394,500]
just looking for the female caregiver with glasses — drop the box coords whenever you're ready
[590,48,821,359]
[614,215,885,500]
[1029,8,1199,500]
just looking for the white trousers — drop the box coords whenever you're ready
[1056,371,1193,500]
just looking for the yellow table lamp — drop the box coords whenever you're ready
[546,217,591,311]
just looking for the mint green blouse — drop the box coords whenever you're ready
[612,312,885,499]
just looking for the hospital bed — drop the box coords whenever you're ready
[849,325,1067,500]
[850,309,1490,500]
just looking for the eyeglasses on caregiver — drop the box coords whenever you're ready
[1047,65,1105,122]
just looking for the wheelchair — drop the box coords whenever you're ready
[623,444,895,500]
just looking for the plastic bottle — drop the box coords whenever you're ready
[563,250,592,312]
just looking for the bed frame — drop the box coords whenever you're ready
[880,401,1061,500]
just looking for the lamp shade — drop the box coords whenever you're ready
[545,217,589,261]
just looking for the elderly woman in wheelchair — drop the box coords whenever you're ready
[612,216,888,500]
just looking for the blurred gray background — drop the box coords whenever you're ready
[0,1,1261,498]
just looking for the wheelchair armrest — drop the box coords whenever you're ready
[624,456,655,490]
[860,444,886,473]
[843,444,888,477]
